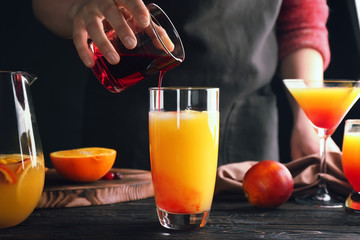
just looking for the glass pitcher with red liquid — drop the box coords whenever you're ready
[89,3,185,93]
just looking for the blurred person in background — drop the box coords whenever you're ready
[32,0,340,170]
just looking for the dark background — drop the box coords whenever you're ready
[0,0,359,167]
[324,0,360,146]
[0,1,89,167]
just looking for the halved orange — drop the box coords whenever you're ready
[50,147,116,182]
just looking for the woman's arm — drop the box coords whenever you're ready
[280,48,340,160]
[32,0,79,38]
[277,0,340,160]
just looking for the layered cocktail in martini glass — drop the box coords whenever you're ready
[283,79,360,208]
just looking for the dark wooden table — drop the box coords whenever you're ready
[1,194,360,239]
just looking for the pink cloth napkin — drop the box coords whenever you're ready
[215,152,352,197]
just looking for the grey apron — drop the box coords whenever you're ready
[83,0,283,169]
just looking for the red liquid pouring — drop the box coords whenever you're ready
[91,44,182,93]
[157,71,165,110]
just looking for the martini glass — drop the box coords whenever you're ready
[283,79,360,208]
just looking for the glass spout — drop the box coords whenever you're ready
[19,72,38,86]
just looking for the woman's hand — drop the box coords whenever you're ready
[70,0,150,67]
[33,0,175,68]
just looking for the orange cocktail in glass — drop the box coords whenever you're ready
[0,154,45,228]
[343,130,360,191]
[149,110,218,213]
[289,87,360,133]
[149,87,219,230]
[342,119,360,212]
[283,79,360,208]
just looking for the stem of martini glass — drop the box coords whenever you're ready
[316,128,331,201]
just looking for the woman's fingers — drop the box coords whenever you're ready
[145,23,175,53]
[82,1,120,65]
[115,0,150,28]
[102,5,137,50]
[72,15,95,67]
[153,23,175,52]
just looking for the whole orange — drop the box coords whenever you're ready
[242,160,294,208]
[50,147,116,182]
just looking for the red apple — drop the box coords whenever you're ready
[242,160,294,208]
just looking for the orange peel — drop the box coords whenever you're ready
[0,164,16,184]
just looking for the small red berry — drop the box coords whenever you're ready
[102,172,114,180]
[113,172,123,180]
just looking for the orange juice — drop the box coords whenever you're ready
[149,110,219,214]
[0,154,45,229]
[342,132,360,192]
[289,87,360,131]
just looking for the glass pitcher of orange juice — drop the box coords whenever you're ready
[0,71,45,229]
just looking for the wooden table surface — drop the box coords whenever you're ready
[1,194,360,240]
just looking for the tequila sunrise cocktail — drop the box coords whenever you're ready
[149,110,219,213]
[288,87,360,133]
[343,131,360,192]
[0,154,45,229]
[342,120,360,212]
[149,87,219,230]
[283,79,360,208]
